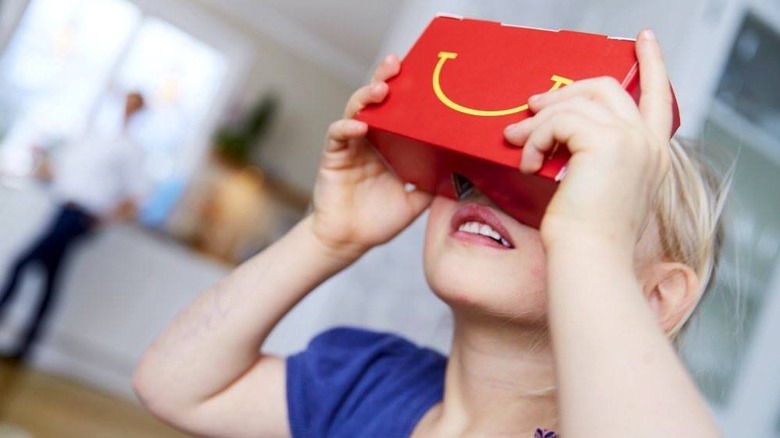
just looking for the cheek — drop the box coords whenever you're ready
[424,197,454,252]
[528,241,547,281]
[426,197,453,229]
[524,241,549,314]
[531,237,549,296]
[531,265,545,281]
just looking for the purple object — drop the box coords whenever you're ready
[535,428,559,438]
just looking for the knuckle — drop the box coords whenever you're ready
[526,131,545,149]
[371,65,384,81]
[559,97,590,113]
[556,109,585,127]
[352,84,372,100]
[327,120,343,134]
[597,76,622,91]
[348,88,362,104]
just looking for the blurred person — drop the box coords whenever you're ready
[0,91,148,361]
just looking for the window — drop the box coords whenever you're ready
[0,0,227,225]
[716,13,780,141]
[680,12,780,409]
[0,0,141,175]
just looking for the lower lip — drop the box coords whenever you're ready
[450,230,511,250]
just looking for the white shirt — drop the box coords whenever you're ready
[53,130,147,217]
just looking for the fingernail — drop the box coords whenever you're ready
[529,94,541,103]
[504,123,517,133]
[643,29,656,40]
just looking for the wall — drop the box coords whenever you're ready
[243,39,357,192]
[181,0,358,194]
[376,0,590,61]
[0,0,28,53]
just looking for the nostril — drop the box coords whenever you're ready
[451,173,475,200]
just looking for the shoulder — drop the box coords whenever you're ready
[287,327,446,438]
[288,326,446,390]
[305,326,436,357]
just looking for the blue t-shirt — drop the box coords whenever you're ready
[286,327,447,438]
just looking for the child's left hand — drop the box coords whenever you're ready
[504,29,672,254]
[311,54,433,263]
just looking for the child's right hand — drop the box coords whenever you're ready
[505,30,673,254]
[310,54,433,262]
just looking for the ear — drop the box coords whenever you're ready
[642,262,701,334]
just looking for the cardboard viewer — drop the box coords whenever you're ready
[356,15,681,228]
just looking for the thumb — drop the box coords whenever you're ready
[406,189,433,217]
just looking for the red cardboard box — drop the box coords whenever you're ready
[356,16,681,228]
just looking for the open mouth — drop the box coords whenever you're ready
[450,203,514,249]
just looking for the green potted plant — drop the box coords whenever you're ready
[213,93,279,166]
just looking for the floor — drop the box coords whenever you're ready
[0,359,189,438]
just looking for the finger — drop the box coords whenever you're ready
[528,76,640,121]
[325,119,367,152]
[344,82,389,118]
[505,98,614,148]
[519,112,597,174]
[370,53,401,84]
[406,189,434,217]
[636,29,673,140]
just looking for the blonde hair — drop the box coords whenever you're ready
[654,137,733,339]
[495,138,733,405]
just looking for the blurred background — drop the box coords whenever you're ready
[0,0,778,436]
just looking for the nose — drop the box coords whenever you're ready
[451,173,475,200]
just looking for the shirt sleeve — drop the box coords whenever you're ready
[286,327,446,438]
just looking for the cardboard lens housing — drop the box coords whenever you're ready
[356,16,681,228]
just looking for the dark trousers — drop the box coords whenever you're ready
[0,204,96,359]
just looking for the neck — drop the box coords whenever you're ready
[430,311,559,435]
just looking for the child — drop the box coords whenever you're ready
[134,30,726,437]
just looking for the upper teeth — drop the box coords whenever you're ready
[457,221,511,247]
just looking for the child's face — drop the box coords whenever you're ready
[423,192,549,325]
[423,191,679,330]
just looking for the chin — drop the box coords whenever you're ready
[422,196,549,324]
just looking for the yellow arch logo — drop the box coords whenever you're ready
[433,51,574,117]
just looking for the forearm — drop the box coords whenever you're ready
[134,215,355,412]
[546,236,720,437]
